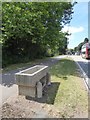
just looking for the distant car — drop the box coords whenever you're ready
[67,51,72,55]
[72,52,75,55]
[75,52,80,55]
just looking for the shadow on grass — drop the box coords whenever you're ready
[26,82,60,105]
[50,59,84,79]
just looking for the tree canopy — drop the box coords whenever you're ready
[2,2,74,67]
[74,38,89,52]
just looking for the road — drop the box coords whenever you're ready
[1,55,66,107]
[71,55,90,89]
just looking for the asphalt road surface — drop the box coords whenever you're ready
[78,59,90,78]
[71,55,90,89]
[71,55,90,78]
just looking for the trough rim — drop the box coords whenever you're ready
[15,65,48,76]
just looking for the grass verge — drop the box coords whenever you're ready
[43,57,88,118]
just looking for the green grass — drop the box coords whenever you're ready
[42,58,88,118]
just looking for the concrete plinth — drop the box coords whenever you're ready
[15,65,50,98]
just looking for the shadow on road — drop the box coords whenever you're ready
[1,57,59,87]
[2,73,15,87]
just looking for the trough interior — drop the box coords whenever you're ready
[22,66,44,74]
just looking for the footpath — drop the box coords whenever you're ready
[71,55,90,90]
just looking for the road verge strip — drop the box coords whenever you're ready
[71,57,90,91]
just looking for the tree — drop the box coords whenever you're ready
[84,38,89,43]
[74,47,78,52]
[2,2,74,67]
[74,37,89,53]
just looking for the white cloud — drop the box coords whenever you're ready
[62,26,84,34]
[75,0,90,2]
[68,34,74,40]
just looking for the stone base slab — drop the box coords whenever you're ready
[18,85,36,98]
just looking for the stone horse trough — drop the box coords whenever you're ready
[15,65,51,98]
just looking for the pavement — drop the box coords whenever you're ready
[71,55,90,90]
[1,55,66,107]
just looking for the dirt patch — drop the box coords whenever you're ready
[1,91,88,119]
[1,94,61,118]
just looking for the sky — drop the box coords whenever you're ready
[62,1,89,49]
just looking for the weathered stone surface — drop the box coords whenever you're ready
[46,73,51,86]
[15,65,49,87]
[15,65,50,98]
[40,76,47,88]
[36,82,42,98]
[18,85,36,97]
